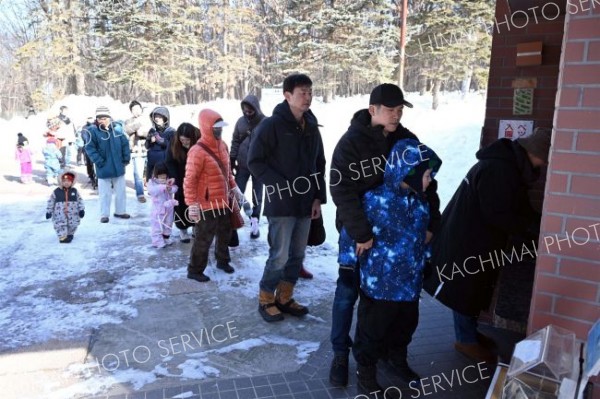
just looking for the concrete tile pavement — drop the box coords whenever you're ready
[86,295,498,399]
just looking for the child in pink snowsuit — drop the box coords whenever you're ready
[147,162,179,248]
[15,144,33,183]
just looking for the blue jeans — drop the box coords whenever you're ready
[132,155,146,197]
[259,216,311,293]
[453,311,478,344]
[235,168,263,219]
[330,265,360,356]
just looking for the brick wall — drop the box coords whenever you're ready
[482,2,565,148]
[528,3,600,343]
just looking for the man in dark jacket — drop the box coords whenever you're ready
[84,106,131,223]
[329,84,441,392]
[248,74,327,323]
[230,95,265,242]
[424,127,551,364]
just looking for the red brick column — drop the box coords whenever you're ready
[529,3,600,341]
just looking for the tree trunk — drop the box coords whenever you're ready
[432,79,440,110]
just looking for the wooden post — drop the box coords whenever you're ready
[398,0,408,89]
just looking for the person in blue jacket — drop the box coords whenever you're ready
[338,138,441,394]
[84,106,131,223]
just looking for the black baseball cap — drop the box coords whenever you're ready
[369,83,413,108]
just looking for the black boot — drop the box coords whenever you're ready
[217,262,235,274]
[356,364,383,396]
[329,354,349,387]
[387,357,420,383]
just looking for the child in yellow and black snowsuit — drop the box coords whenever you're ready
[46,171,85,243]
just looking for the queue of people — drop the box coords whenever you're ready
[26,76,551,397]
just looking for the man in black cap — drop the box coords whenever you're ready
[329,83,441,393]
[424,127,551,365]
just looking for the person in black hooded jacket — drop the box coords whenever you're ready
[328,84,441,392]
[230,94,265,243]
[248,74,327,323]
[145,106,175,182]
[423,127,551,365]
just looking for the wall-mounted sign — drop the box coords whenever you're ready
[499,120,534,140]
[516,41,543,66]
[513,88,534,115]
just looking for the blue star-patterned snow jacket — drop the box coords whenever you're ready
[338,139,442,302]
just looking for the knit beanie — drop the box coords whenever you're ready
[46,116,61,130]
[95,105,111,119]
[61,172,75,183]
[517,127,552,164]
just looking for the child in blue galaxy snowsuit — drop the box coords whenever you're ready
[338,138,441,388]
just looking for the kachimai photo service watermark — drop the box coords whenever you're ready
[435,222,599,284]
[93,320,238,372]
[354,362,490,399]
[156,144,430,225]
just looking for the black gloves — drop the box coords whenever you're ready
[79,210,85,218]
[46,213,52,220]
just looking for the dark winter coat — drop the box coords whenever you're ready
[423,139,540,316]
[230,95,265,171]
[338,139,442,302]
[145,106,175,163]
[84,121,131,179]
[247,100,327,217]
[330,109,441,245]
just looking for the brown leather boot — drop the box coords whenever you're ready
[275,281,309,316]
[258,290,284,322]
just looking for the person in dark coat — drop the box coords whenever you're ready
[328,83,441,389]
[423,127,552,364]
[80,117,98,189]
[230,94,265,243]
[247,73,327,323]
[84,106,131,223]
[166,122,200,243]
[145,106,175,182]
[17,133,29,146]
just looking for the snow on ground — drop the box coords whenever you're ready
[0,91,485,397]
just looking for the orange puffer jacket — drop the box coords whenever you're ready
[184,109,237,212]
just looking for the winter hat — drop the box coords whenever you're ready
[61,172,75,183]
[46,116,61,130]
[95,105,111,119]
[517,127,552,164]
[403,161,432,193]
[370,83,413,108]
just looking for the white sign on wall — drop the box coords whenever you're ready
[498,120,534,140]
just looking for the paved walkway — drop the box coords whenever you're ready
[0,161,520,399]
[86,294,509,399]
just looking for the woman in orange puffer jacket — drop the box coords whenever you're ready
[184,109,240,283]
